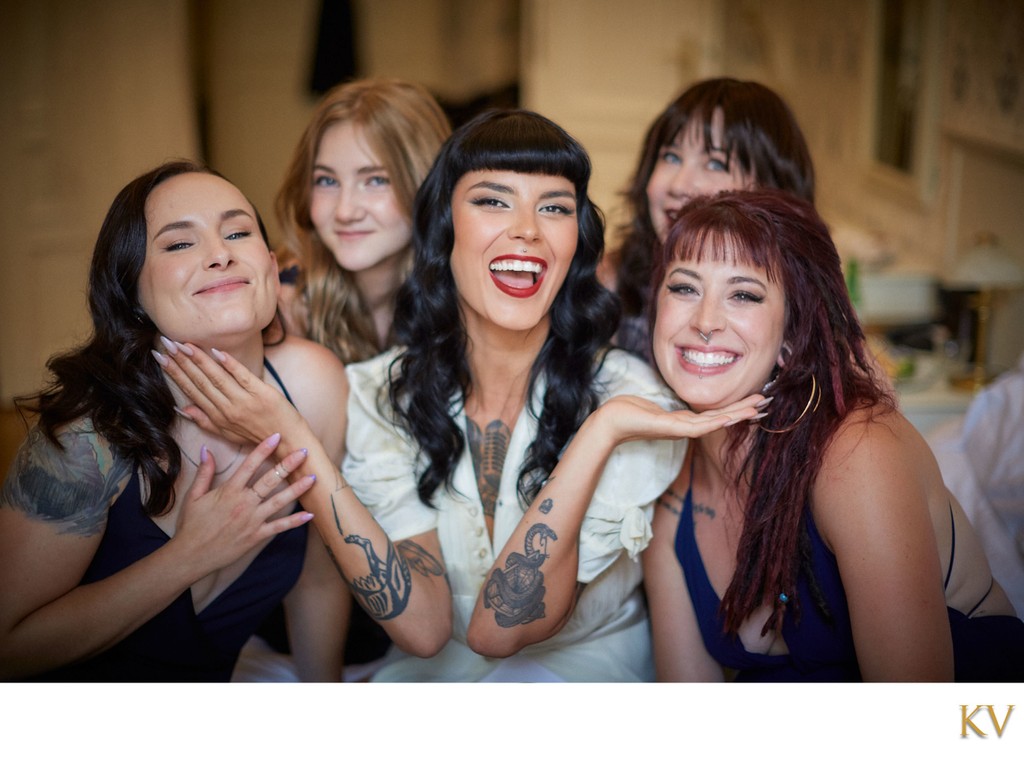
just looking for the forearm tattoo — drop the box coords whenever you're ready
[328,488,414,621]
[483,522,558,627]
[467,418,509,520]
[397,539,445,578]
[0,426,131,537]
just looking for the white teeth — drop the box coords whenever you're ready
[489,260,543,274]
[682,349,736,367]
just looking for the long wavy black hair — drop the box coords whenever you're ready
[389,109,619,508]
[16,160,272,517]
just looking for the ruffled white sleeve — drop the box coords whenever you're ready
[576,351,687,583]
[341,349,438,542]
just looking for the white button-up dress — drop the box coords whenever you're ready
[342,347,686,681]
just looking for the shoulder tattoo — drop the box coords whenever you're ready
[656,489,684,516]
[0,425,133,537]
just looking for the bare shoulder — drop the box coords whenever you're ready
[264,335,349,458]
[264,335,349,404]
[813,404,943,549]
[0,420,132,537]
[818,405,934,488]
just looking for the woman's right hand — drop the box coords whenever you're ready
[171,433,316,576]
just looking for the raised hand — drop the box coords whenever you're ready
[152,337,306,446]
[171,432,316,576]
[592,392,769,446]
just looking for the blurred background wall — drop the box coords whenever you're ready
[2,0,1023,467]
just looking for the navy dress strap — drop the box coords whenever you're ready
[263,357,295,405]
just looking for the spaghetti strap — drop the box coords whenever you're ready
[943,502,955,591]
[262,358,295,406]
[966,579,994,617]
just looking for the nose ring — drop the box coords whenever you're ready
[698,329,715,344]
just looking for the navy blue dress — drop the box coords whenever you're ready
[34,360,308,682]
[674,481,1024,682]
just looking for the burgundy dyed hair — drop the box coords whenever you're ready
[650,188,893,634]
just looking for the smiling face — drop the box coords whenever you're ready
[653,240,786,412]
[646,109,752,243]
[309,121,412,280]
[449,170,578,341]
[138,172,279,345]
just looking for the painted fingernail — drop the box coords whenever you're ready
[173,406,193,420]
[174,341,194,356]
[200,444,209,463]
[300,448,309,457]
[151,350,169,367]
[751,412,769,420]
[211,348,227,362]
[267,432,282,447]
[299,512,314,522]
[159,336,178,355]
[756,396,774,408]
[308,474,317,484]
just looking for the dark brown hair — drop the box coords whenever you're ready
[616,78,814,318]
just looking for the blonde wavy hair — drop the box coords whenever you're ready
[276,78,450,363]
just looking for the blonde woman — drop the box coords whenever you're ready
[247,78,450,679]
[275,78,451,362]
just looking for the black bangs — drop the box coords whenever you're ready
[449,110,591,194]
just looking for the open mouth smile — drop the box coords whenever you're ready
[680,348,737,368]
[489,256,547,298]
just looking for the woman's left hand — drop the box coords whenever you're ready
[153,338,306,446]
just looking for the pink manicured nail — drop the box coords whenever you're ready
[266,432,282,447]
[211,348,227,362]
[159,336,178,355]
[151,350,169,367]
[299,512,314,522]
[173,406,193,420]
[756,396,774,409]
[200,444,209,463]
[174,341,194,356]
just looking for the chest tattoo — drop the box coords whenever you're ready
[467,418,510,519]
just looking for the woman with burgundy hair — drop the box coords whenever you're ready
[641,189,1023,681]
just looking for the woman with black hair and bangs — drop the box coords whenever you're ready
[159,109,764,681]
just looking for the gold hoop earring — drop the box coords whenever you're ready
[758,375,820,434]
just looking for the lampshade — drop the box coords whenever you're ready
[947,232,1024,290]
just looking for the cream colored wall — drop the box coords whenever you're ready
[521,0,1024,373]
[0,0,198,401]
[2,0,1023,404]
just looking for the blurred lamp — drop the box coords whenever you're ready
[946,232,1024,391]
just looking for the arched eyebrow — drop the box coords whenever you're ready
[153,208,253,239]
[312,163,387,176]
[668,266,767,289]
[466,180,575,202]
